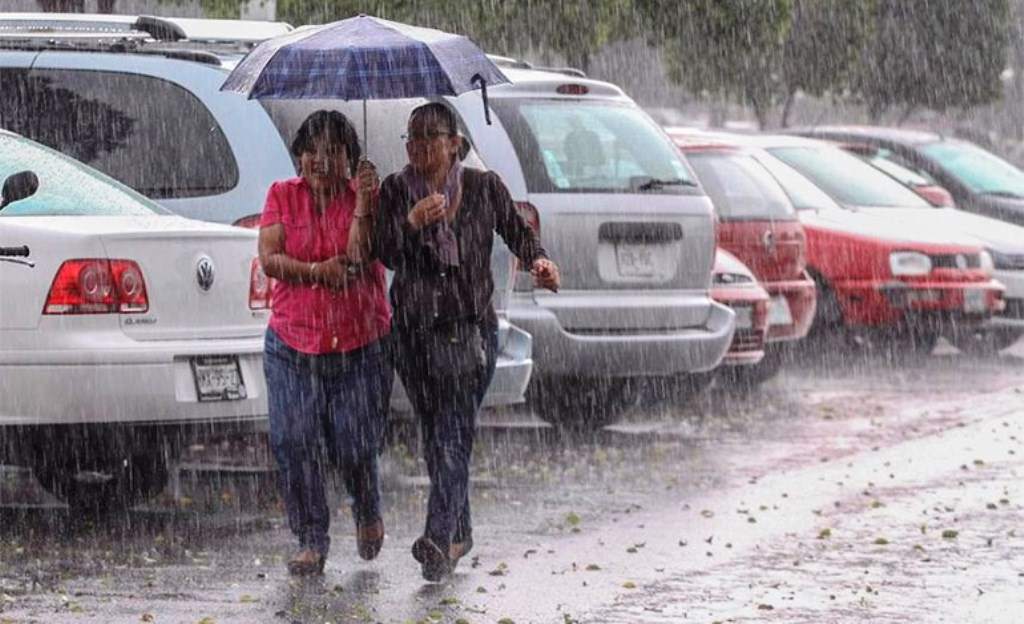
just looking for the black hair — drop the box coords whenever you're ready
[290,110,361,177]
[409,102,459,136]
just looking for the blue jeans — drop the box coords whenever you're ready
[264,329,393,556]
[393,323,498,553]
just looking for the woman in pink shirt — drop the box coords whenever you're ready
[258,110,392,576]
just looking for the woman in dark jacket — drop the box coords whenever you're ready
[348,102,560,581]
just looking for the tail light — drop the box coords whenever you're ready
[44,259,148,314]
[233,213,262,229]
[514,201,540,237]
[249,257,274,310]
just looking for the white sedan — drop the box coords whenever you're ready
[0,130,269,511]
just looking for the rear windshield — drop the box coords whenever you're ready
[768,146,930,208]
[686,151,795,220]
[0,68,238,199]
[0,134,164,217]
[491,99,694,193]
[922,140,1024,198]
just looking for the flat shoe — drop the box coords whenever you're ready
[356,517,385,561]
[287,549,325,576]
[411,536,452,582]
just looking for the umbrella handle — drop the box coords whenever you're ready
[472,74,492,126]
[363,99,369,157]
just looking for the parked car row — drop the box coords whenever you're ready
[2,12,1023,511]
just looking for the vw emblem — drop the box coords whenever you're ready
[955,254,968,270]
[196,256,215,291]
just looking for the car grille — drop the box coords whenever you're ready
[1003,298,1024,320]
[930,253,981,269]
[995,254,1024,271]
[730,329,765,353]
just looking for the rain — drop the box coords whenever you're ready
[2,1,1024,623]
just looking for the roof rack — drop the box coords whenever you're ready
[0,12,291,44]
[485,54,587,78]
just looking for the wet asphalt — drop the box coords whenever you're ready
[1,340,1023,624]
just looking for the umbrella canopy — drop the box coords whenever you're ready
[220,14,508,104]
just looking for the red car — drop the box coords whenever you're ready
[711,248,770,367]
[671,133,816,380]
[699,132,1005,352]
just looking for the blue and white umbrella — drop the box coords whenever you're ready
[220,14,510,149]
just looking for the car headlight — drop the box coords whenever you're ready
[713,272,754,285]
[980,249,995,276]
[986,248,1024,271]
[889,251,932,276]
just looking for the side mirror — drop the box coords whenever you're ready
[0,171,39,212]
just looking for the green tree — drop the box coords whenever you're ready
[856,0,1010,121]
[275,0,631,72]
[638,0,793,128]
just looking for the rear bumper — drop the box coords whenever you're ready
[764,276,817,343]
[0,336,268,427]
[390,323,534,412]
[834,278,1004,329]
[508,294,735,378]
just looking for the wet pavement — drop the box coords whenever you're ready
[1,340,1023,623]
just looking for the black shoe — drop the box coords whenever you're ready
[411,536,452,582]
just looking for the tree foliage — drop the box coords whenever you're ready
[856,0,1011,121]
[275,0,631,71]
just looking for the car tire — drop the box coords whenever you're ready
[722,347,785,389]
[30,432,172,513]
[529,377,636,432]
[950,327,1024,355]
[805,277,848,348]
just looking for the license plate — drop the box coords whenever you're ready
[190,355,246,402]
[768,295,794,326]
[964,288,986,314]
[615,243,657,277]
[732,305,753,330]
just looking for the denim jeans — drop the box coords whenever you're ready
[264,329,393,557]
[393,323,498,553]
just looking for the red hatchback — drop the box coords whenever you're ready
[716,133,1005,352]
[672,134,816,380]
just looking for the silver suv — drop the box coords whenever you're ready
[466,60,734,428]
[0,13,532,411]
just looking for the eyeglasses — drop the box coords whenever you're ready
[402,129,453,143]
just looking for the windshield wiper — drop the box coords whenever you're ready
[637,177,697,191]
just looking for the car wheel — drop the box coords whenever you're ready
[529,377,636,432]
[722,347,785,389]
[950,327,1024,355]
[30,437,171,513]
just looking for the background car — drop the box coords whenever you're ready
[710,249,770,369]
[836,142,956,208]
[670,132,816,383]
[791,126,1024,227]
[473,59,733,429]
[0,12,533,411]
[705,133,1005,354]
[0,129,268,511]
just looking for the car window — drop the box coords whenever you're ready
[768,146,931,208]
[0,67,238,200]
[0,134,165,217]
[921,140,1024,197]
[491,99,694,193]
[686,151,795,220]
[751,152,843,211]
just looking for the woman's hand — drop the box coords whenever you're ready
[312,256,358,290]
[354,160,379,212]
[407,193,446,231]
[531,258,561,292]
